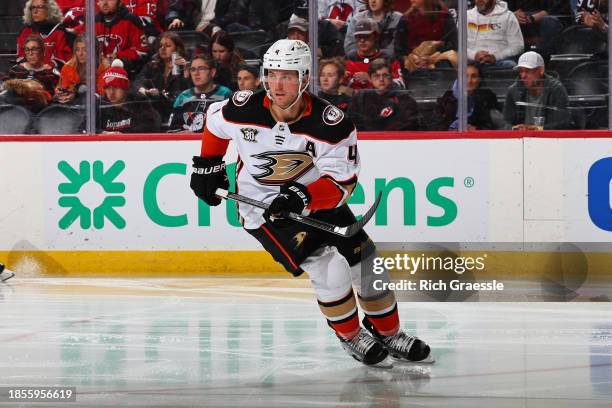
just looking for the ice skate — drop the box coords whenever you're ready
[0,264,14,282]
[339,328,390,367]
[363,317,434,364]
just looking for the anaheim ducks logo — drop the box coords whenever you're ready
[293,231,308,248]
[252,151,314,185]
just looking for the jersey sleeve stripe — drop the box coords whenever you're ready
[306,177,346,210]
[201,128,230,157]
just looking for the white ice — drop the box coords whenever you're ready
[0,278,610,407]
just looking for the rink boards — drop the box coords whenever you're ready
[1,133,612,276]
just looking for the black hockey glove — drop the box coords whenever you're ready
[190,156,229,206]
[265,181,311,221]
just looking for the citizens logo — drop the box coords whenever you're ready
[57,160,126,229]
[588,157,612,232]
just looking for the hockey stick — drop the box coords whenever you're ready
[215,189,382,238]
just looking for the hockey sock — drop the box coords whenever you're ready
[318,289,360,340]
[358,291,400,337]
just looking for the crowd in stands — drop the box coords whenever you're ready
[0,0,609,134]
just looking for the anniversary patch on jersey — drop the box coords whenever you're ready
[323,104,344,126]
[252,151,314,185]
[241,127,259,142]
[232,90,253,107]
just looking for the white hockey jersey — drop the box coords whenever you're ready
[205,89,360,230]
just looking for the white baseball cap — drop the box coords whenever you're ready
[515,51,544,70]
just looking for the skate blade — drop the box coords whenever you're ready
[391,354,435,365]
[368,356,394,369]
[1,271,14,282]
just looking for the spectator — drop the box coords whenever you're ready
[318,57,353,111]
[467,0,524,70]
[55,34,90,104]
[506,0,572,59]
[210,31,244,91]
[236,64,261,91]
[343,18,403,90]
[0,79,50,113]
[56,0,86,34]
[98,59,161,132]
[436,61,501,130]
[576,0,609,34]
[503,51,569,130]
[348,58,419,130]
[134,31,189,122]
[10,35,59,98]
[319,0,361,32]
[166,0,215,31]
[125,0,164,43]
[96,0,149,74]
[345,0,404,58]
[397,0,457,71]
[18,0,73,68]
[286,13,344,58]
[169,54,232,132]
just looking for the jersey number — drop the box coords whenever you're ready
[348,145,358,164]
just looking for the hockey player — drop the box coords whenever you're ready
[190,39,432,366]
[0,264,14,282]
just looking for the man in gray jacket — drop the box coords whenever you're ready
[503,51,570,130]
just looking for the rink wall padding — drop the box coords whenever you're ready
[1,131,612,277]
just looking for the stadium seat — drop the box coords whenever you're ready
[0,104,32,134]
[175,31,211,58]
[0,53,16,75]
[33,105,85,134]
[229,31,273,55]
[552,25,608,56]
[0,16,23,34]
[565,60,609,129]
[0,33,17,54]
[405,68,456,100]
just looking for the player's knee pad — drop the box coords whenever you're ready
[300,246,352,301]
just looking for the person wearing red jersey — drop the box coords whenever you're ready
[96,0,149,73]
[124,0,164,42]
[189,39,433,366]
[17,0,73,68]
[55,0,86,34]
[343,18,403,90]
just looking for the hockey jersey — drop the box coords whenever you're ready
[203,90,359,229]
[169,85,233,132]
[96,5,149,63]
[125,0,164,35]
[56,0,86,33]
[17,23,73,67]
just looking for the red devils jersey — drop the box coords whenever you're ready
[17,24,72,67]
[205,90,360,229]
[125,0,164,33]
[56,0,85,34]
[96,6,149,62]
[343,51,403,90]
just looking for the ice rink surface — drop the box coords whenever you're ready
[0,277,610,407]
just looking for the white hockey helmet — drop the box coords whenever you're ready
[262,39,312,109]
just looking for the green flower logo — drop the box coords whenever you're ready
[58,160,126,229]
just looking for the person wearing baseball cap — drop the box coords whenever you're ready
[344,17,404,90]
[287,14,309,43]
[503,51,570,130]
[98,59,160,133]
